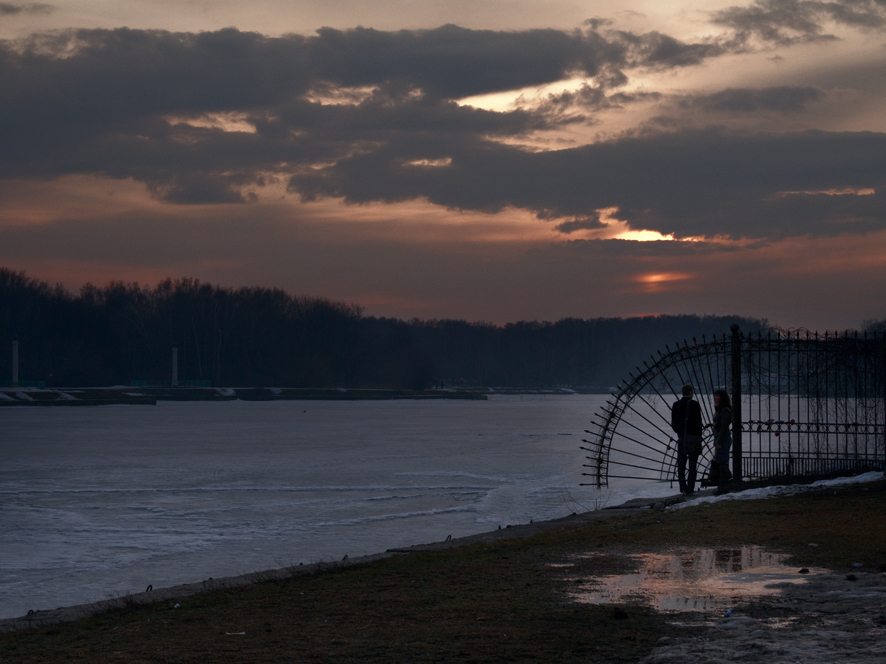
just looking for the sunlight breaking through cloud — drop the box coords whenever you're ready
[775,187,876,197]
[457,76,595,112]
[305,85,380,106]
[405,158,452,168]
[635,272,694,293]
[167,112,258,134]
[570,207,683,242]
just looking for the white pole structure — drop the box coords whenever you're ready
[11,340,18,386]
[171,346,179,387]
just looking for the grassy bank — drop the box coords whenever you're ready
[3,479,885,663]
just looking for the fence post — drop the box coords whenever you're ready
[730,324,743,484]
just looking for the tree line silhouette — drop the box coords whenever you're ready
[1,267,767,389]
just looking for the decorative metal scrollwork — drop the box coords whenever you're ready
[582,328,886,487]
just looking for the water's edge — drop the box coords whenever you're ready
[6,470,880,633]
[0,504,648,633]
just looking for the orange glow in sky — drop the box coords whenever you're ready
[635,272,694,293]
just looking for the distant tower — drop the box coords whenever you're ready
[171,346,179,387]
[11,339,18,386]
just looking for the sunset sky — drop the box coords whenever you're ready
[1,1,885,330]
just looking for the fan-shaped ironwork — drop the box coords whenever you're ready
[582,326,886,487]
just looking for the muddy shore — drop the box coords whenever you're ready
[641,570,886,664]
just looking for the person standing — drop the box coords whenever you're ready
[712,389,733,495]
[670,384,703,494]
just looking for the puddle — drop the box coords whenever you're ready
[570,546,822,617]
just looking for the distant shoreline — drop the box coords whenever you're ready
[0,386,610,406]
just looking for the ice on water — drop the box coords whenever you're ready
[0,395,673,620]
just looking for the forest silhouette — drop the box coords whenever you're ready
[1,267,766,389]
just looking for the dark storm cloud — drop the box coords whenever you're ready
[289,128,886,239]
[0,27,554,200]
[0,24,616,131]
[614,30,727,68]
[711,0,886,46]
[0,2,52,14]
[536,81,661,114]
[1,24,884,240]
[694,85,825,112]
[305,24,615,99]
[0,24,727,203]
[553,215,606,234]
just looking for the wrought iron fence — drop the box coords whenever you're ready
[582,325,886,487]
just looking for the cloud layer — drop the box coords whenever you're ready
[0,1,884,249]
[712,0,886,45]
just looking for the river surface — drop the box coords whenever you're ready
[0,395,672,619]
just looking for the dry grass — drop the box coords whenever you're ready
[2,479,885,663]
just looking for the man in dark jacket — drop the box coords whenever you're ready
[671,383,703,494]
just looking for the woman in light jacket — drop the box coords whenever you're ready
[712,389,733,495]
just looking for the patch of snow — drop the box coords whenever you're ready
[14,392,33,401]
[215,388,236,396]
[270,388,282,395]
[56,392,77,400]
[670,471,885,510]
[0,392,15,401]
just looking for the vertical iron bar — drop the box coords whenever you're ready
[777,330,782,467]
[882,330,886,465]
[824,331,830,463]
[695,338,717,424]
[855,330,861,461]
[796,330,801,463]
[788,330,810,458]
[755,330,761,474]
[881,330,885,464]
[695,337,720,462]
[768,330,774,467]
[731,324,743,484]
[807,333,812,463]
[725,333,731,470]
[846,332,851,461]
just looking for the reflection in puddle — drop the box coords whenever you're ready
[571,546,818,615]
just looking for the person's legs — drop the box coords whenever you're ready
[676,440,688,493]
[686,450,699,494]
[716,438,732,494]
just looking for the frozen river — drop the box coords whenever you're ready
[0,395,673,620]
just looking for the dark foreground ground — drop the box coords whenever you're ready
[2,479,885,663]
